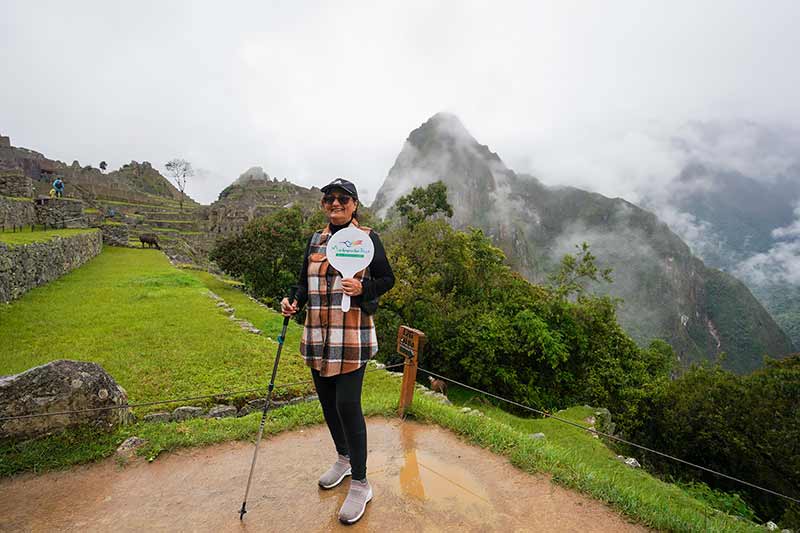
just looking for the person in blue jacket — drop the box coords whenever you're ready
[52,177,64,198]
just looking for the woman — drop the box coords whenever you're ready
[281,178,394,525]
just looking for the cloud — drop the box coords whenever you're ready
[730,201,800,284]
[772,205,800,240]
[2,1,800,208]
[734,241,800,286]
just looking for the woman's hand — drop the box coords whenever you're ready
[281,298,299,317]
[341,278,363,296]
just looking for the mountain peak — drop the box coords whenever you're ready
[371,112,513,219]
[408,112,477,149]
[234,166,270,186]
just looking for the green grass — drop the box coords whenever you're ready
[186,270,304,353]
[0,247,312,411]
[0,228,98,246]
[82,208,100,214]
[102,221,125,226]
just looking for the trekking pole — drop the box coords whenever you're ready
[238,301,293,520]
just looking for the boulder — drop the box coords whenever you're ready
[116,436,146,458]
[143,412,172,423]
[624,457,641,468]
[529,432,546,439]
[0,359,131,440]
[207,405,237,419]
[238,398,288,417]
[172,406,204,421]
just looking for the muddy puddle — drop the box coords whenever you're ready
[0,418,646,532]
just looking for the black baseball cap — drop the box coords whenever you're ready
[321,178,358,200]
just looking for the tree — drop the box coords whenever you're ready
[548,242,613,300]
[395,181,454,227]
[99,161,107,172]
[210,206,320,307]
[165,158,193,210]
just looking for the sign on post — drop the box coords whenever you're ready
[326,227,374,312]
[397,326,426,417]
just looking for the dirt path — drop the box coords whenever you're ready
[0,418,647,532]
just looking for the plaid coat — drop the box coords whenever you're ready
[300,221,379,376]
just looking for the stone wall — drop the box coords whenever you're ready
[0,135,10,148]
[0,196,36,229]
[0,171,33,198]
[34,198,87,228]
[100,222,129,247]
[0,229,102,302]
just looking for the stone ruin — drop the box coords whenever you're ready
[34,197,87,228]
[0,170,33,198]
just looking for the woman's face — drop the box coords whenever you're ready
[322,188,358,225]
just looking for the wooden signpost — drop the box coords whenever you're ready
[397,325,426,417]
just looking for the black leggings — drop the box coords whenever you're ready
[311,364,367,480]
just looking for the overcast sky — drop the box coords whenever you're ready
[2,1,800,205]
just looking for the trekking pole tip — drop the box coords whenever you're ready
[239,502,247,520]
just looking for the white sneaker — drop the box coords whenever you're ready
[318,454,351,489]
[338,478,373,524]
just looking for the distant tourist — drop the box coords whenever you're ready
[52,177,64,198]
[48,188,56,199]
[281,177,394,525]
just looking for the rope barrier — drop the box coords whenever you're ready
[416,366,800,505]
[0,362,405,422]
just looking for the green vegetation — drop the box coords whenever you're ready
[101,221,124,226]
[376,217,672,436]
[0,228,98,246]
[394,180,453,226]
[0,247,313,410]
[211,205,325,308]
[208,182,797,528]
[703,269,792,374]
[0,236,775,531]
[752,281,800,349]
[82,208,100,214]
[625,358,800,527]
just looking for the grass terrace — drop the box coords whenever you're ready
[0,247,312,410]
[0,228,98,246]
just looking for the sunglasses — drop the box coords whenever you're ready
[322,194,353,205]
